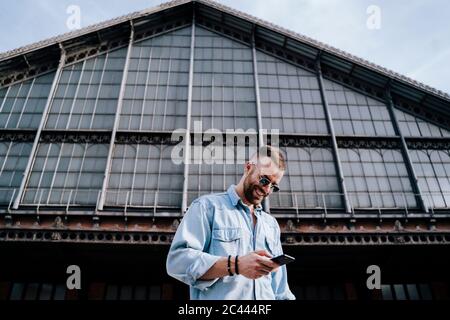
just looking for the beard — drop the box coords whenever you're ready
[243,178,267,206]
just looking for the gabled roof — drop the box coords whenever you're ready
[1,0,449,111]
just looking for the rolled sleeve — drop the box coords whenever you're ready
[166,198,221,291]
[187,252,221,290]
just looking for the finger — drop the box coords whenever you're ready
[256,265,272,273]
[254,250,272,258]
[258,259,279,270]
[257,266,272,273]
[256,264,273,272]
[256,270,270,277]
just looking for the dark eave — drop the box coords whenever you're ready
[1,213,450,246]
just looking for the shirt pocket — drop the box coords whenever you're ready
[210,227,242,256]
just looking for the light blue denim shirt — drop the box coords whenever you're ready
[166,185,296,300]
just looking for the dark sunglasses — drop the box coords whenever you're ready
[249,162,281,193]
[259,176,280,193]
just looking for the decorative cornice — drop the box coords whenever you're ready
[279,135,331,148]
[406,138,450,150]
[40,130,111,144]
[115,131,178,145]
[0,64,58,88]
[0,130,36,142]
[1,227,449,246]
[336,136,401,149]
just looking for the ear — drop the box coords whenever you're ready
[244,161,252,174]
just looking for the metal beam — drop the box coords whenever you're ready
[385,86,429,214]
[181,12,196,214]
[251,28,264,150]
[97,22,135,211]
[251,27,271,213]
[12,44,67,210]
[316,55,352,214]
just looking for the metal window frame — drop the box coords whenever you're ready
[316,55,351,214]
[181,15,196,214]
[385,85,428,214]
[12,44,67,209]
[98,22,135,211]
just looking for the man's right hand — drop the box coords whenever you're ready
[237,250,280,279]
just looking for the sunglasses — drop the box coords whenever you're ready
[249,162,280,193]
[259,176,280,193]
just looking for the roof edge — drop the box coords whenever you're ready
[0,0,190,61]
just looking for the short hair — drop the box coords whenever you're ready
[250,145,286,171]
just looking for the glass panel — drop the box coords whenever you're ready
[410,149,450,208]
[270,147,342,209]
[106,143,183,207]
[257,51,327,134]
[323,79,395,136]
[191,27,257,131]
[23,142,108,205]
[45,48,127,130]
[0,142,33,204]
[120,27,191,131]
[0,72,54,129]
[395,108,450,137]
[340,148,416,209]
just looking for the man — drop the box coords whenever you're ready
[166,145,295,300]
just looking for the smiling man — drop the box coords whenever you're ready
[166,145,295,300]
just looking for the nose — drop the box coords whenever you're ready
[261,183,271,195]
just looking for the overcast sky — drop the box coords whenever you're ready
[0,0,449,94]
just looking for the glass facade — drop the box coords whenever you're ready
[324,79,395,136]
[46,48,127,130]
[410,149,450,208]
[0,72,55,129]
[271,147,341,209]
[395,108,450,138]
[0,24,449,215]
[120,27,191,131]
[187,162,243,204]
[192,27,257,131]
[257,51,327,134]
[0,142,32,204]
[23,143,108,205]
[106,143,183,208]
[340,148,416,209]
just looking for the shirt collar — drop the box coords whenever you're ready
[227,185,263,213]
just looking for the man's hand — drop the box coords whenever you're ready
[237,250,280,279]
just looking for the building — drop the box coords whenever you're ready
[0,0,449,301]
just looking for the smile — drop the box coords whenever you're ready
[254,188,265,197]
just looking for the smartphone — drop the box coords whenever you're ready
[271,254,295,266]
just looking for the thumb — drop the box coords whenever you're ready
[254,250,272,258]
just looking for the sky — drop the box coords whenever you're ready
[0,0,449,94]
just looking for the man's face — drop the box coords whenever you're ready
[243,157,284,206]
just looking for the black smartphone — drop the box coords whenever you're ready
[271,254,295,266]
